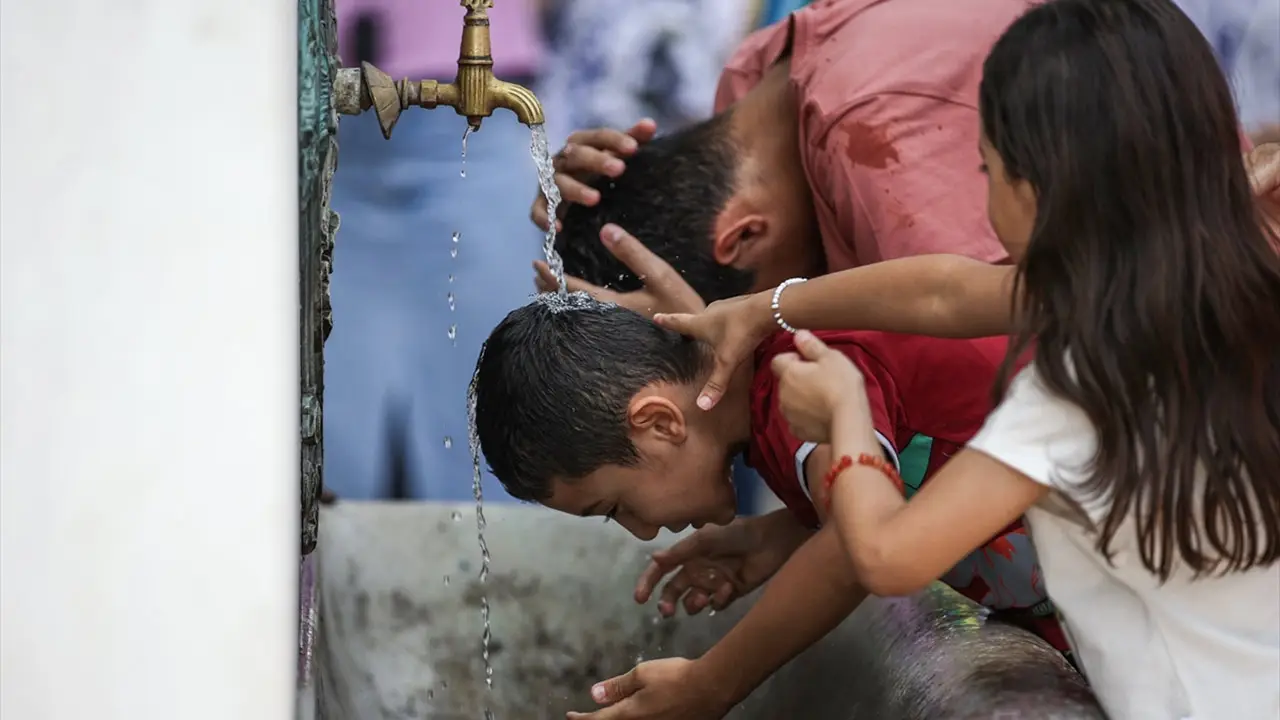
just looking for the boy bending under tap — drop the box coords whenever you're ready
[472,293,1064,720]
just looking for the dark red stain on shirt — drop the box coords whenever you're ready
[844,122,900,169]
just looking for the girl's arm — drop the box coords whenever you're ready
[751,254,1018,339]
[823,405,1046,596]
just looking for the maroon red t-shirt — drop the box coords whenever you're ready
[746,329,1068,652]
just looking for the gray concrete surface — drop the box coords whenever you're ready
[302,502,1102,719]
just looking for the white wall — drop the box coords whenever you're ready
[0,1,298,718]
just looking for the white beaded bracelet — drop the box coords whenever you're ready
[771,277,808,334]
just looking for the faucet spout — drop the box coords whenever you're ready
[332,0,546,136]
[486,78,545,128]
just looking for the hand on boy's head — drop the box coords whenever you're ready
[655,292,775,411]
[566,657,734,720]
[533,223,705,318]
[771,331,873,444]
[530,119,659,232]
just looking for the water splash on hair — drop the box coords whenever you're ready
[530,124,566,295]
[532,290,615,314]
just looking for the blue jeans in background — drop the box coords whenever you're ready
[324,108,540,501]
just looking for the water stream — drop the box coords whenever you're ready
[530,124,566,294]
[466,369,495,720]
[461,124,571,720]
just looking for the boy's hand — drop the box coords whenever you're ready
[530,119,658,232]
[771,330,874,444]
[535,224,705,318]
[634,511,808,617]
[566,657,734,720]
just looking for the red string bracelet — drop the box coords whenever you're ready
[822,453,905,514]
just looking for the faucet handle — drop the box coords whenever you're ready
[460,0,493,14]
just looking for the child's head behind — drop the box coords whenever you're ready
[474,293,739,540]
[980,0,1280,578]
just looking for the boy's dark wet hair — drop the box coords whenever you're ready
[473,295,708,502]
[983,0,1280,579]
[556,113,756,303]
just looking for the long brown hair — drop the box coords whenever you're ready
[982,0,1280,580]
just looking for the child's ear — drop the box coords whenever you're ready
[628,395,688,444]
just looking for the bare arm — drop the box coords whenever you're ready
[746,254,1017,339]
[695,446,866,707]
[824,406,1046,596]
[697,523,865,705]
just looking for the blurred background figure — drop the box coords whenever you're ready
[324,0,544,501]
[536,0,756,146]
[1174,0,1279,143]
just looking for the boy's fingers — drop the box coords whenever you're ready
[555,175,601,207]
[592,668,643,705]
[710,582,735,609]
[633,559,674,603]
[651,531,702,566]
[564,127,641,156]
[658,573,695,615]
[683,590,709,615]
[625,118,659,145]
[555,143,627,178]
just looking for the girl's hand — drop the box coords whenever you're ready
[655,291,777,410]
[770,330,873,444]
[534,224,704,318]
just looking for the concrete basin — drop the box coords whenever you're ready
[301,502,1102,719]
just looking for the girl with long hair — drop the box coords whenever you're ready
[753,0,1279,717]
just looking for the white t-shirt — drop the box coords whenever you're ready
[968,365,1280,720]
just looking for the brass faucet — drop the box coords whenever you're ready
[333,0,544,138]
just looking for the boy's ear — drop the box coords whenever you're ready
[628,394,688,443]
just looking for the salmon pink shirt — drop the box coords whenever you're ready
[715,0,1033,269]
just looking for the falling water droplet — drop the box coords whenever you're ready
[448,325,457,343]
[650,615,661,626]
[443,436,453,449]
[448,274,455,284]
[708,609,717,617]
[447,292,456,312]
[635,654,645,665]
[443,575,451,586]
[451,510,463,521]
[427,689,435,700]
[461,126,472,178]
[450,246,458,259]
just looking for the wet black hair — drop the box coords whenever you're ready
[984,0,1280,579]
[556,113,756,303]
[473,295,708,502]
